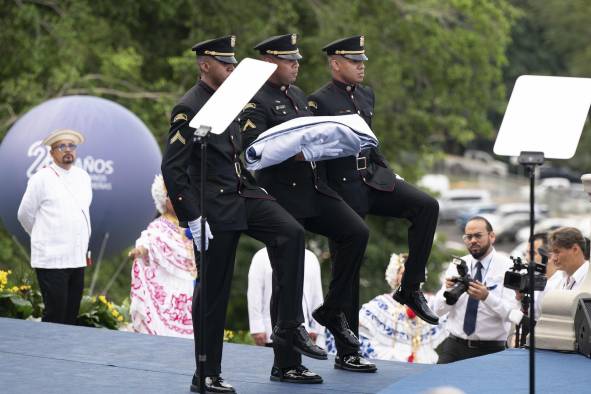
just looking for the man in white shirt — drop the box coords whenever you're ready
[248,248,324,347]
[17,129,92,325]
[433,216,518,363]
[546,227,589,292]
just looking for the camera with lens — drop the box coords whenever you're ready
[443,256,473,305]
[503,251,547,293]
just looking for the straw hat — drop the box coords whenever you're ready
[42,128,85,146]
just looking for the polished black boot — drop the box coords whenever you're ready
[312,305,360,348]
[190,373,236,393]
[393,284,439,325]
[271,325,327,360]
[334,353,377,373]
[270,364,323,384]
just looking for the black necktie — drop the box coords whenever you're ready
[463,261,483,336]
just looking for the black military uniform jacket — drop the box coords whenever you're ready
[241,81,341,219]
[161,80,273,231]
[308,80,397,213]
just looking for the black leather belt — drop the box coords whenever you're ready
[449,334,506,349]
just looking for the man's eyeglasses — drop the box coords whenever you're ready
[462,232,488,242]
[52,143,77,152]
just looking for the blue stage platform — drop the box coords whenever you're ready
[0,317,588,393]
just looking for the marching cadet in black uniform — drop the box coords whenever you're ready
[308,36,440,329]
[241,34,377,374]
[161,35,326,393]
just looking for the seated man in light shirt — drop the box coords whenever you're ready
[248,247,325,347]
[432,216,518,363]
[546,227,589,291]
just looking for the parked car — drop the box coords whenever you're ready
[455,204,498,230]
[418,174,450,195]
[438,189,493,222]
[444,150,509,177]
[515,217,591,243]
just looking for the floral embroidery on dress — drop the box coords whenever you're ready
[130,215,196,338]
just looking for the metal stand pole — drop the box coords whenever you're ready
[527,164,536,394]
[519,151,544,394]
[193,125,211,394]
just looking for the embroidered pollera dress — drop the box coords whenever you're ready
[130,214,196,338]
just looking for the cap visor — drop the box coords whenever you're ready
[277,53,303,60]
[344,54,368,61]
[214,55,238,64]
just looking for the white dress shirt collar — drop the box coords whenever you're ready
[565,260,589,289]
[470,248,495,279]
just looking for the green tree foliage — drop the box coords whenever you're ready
[0,0,517,329]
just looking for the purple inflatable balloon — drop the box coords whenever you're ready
[0,95,162,258]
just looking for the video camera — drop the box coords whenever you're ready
[443,256,472,305]
[503,250,548,293]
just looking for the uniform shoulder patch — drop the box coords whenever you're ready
[172,113,188,123]
[169,130,186,145]
[308,100,317,110]
[243,102,256,111]
[242,119,256,132]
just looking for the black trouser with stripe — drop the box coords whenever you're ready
[35,267,85,325]
[271,194,370,364]
[192,198,306,376]
[332,179,439,352]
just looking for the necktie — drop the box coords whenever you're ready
[463,261,483,336]
[565,277,576,290]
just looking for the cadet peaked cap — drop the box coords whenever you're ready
[192,35,238,64]
[322,35,368,61]
[254,33,302,60]
[42,128,85,147]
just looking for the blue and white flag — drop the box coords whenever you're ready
[244,114,379,171]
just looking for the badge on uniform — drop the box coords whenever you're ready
[308,100,317,110]
[243,102,256,111]
[242,119,256,132]
[169,130,186,145]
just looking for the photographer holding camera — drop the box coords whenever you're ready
[433,216,518,363]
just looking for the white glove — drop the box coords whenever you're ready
[301,139,343,161]
[188,217,214,251]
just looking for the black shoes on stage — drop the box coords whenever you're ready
[190,374,235,393]
[393,285,439,325]
[270,364,323,384]
[312,306,360,348]
[271,325,328,360]
[335,353,377,373]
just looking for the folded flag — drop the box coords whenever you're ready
[244,114,379,171]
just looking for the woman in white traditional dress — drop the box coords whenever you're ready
[129,175,196,338]
[357,253,448,363]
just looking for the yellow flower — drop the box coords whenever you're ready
[10,286,19,293]
[0,271,8,287]
[223,330,234,341]
[98,295,107,304]
[117,316,123,322]
[111,310,119,317]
